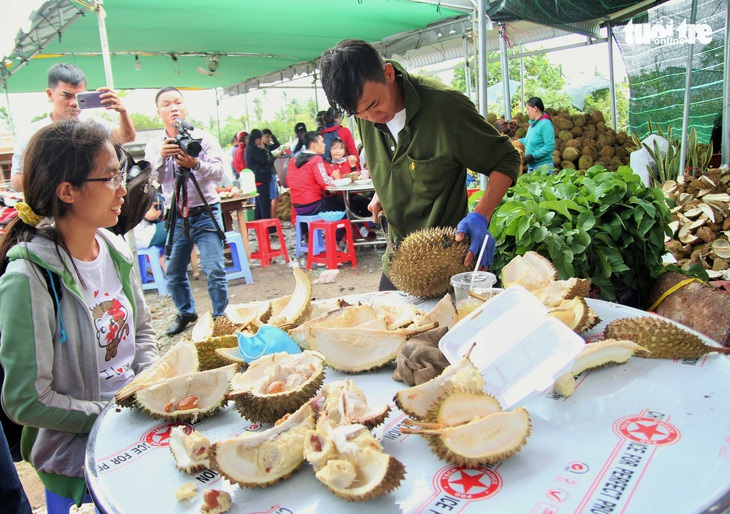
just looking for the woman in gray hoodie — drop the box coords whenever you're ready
[0,120,158,512]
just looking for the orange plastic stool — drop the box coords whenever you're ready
[246,218,290,267]
[307,219,357,270]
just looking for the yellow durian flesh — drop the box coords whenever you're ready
[211,403,315,488]
[547,297,600,333]
[421,389,501,428]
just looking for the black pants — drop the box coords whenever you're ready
[255,182,271,220]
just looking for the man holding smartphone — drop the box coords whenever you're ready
[10,63,135,192]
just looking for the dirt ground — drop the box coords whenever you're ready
[16,220,385,513]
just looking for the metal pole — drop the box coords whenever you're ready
[520,45,525,114]
[2,80,15,136]
[607,22,618,131]
[477,0,487,117]
[498,22,512,120]
[722,0,730,165]
[678,0,698,178]
[312,71,319,113]
[463,36,473,103]
[94,0,114,89]
[215,88,221,141]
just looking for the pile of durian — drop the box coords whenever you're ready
[490,109,637,172]
[500,251,600,333]
[661,167,730,278]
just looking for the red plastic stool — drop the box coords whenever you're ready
[307,219,357,270]
[246,218,290,267]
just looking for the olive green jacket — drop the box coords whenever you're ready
[357,61,521,275]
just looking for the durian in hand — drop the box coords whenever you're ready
[389,227,471,298]
[605,317,730,359]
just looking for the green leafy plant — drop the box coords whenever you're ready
[490,165,673,301]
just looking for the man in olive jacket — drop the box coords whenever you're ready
[320,39,520,290]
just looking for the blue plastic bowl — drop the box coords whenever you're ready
[319,211,346,222]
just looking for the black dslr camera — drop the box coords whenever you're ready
[172,118,203,158]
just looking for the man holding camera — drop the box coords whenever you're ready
[10,62,135,192]
[145,86,228,336]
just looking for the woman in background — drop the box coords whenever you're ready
[0,120,158,513]
[519,97,555,172]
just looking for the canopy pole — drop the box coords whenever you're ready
[93,0,114,89]
[477,0,487,117]
[498,22,511,120]
[520,45,525,113]
[463,35,473,103]
[312,71,319,113]
[215,88,221,142]
[2,80,15,136]
[722,0,730,165]
[678,0,699,178]
[606,22,618,131]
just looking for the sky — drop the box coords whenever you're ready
[2,33,627,135]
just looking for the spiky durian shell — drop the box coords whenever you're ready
[547,297,601,333]
[424,408,531,467]
[196,335,238,371]
[211,316,244,337]
[319,456,406,502]
[232,373,324,424]
[604,317,730,359]
[389,227,471,298]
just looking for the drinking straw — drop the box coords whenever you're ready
[470,233,491,288]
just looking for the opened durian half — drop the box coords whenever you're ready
[211,402,316,488]
[304,421,406,502]
[267,267,312,330]
[605,316,730,359]
[394,355,485,419]
[289,305,379,350]
[547,297,601,333]
[227,351,326,424]
[552,339,644,397]
[500,251,558,292]
[115,338,199,408]
[319,380,391,430]
[169,426,211,474]
[134,364,237,423]
[195,335,238,371]
[389,226,471,298]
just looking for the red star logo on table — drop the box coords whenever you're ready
[614,416,680,446]
[438,465,502,500]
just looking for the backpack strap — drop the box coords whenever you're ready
[42,268,67,343]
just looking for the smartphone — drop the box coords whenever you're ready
[76,91,106,110]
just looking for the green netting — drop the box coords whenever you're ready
[613,0,725,143]
[485,0,645,23]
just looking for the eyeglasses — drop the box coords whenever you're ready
[82,170,127,190]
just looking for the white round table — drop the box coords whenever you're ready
[85,291,730,513]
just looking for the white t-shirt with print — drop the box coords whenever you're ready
[73,236,136,400]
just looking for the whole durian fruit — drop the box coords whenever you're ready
[389,227,471,298]
[605,317,730,359]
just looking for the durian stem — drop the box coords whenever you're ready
[468,291,488,302]
[400,426,440,436]
[401,419,439,429]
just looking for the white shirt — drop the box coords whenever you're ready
[386,108,407,145]
[72,236,136,400]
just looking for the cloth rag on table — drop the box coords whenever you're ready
[392,326,449,386]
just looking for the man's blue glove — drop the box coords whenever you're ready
[455,212,496,268]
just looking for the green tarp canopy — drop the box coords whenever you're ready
[1,0,464,93]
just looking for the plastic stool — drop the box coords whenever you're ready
[138,246,168,295]
[307,219,357,270]
[224,231,254,283]
[294,214,325,258]
[246,219,290,267]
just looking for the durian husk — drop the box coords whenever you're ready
[227,351,326,424]
[553,339,645,397]
[604,317,730,359]
[370,299,425,329]
[536,278,592,307]
[225,301,271,328]
[547,297,601,333]
[289,305,378,350]
[304,422,406,501]
[319,380,391,430]
[403,408,531,467]
[500,251,558,292]
[267,267,312,330]
[407,388,502,429]
[394,357,485,419]
[195,335,238,371]
[211,402,316,488]
[389,227,471,298]
[134,364,238,423]
[192,312,215,343]
[115,338,199,407]
[416,294,458,331]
